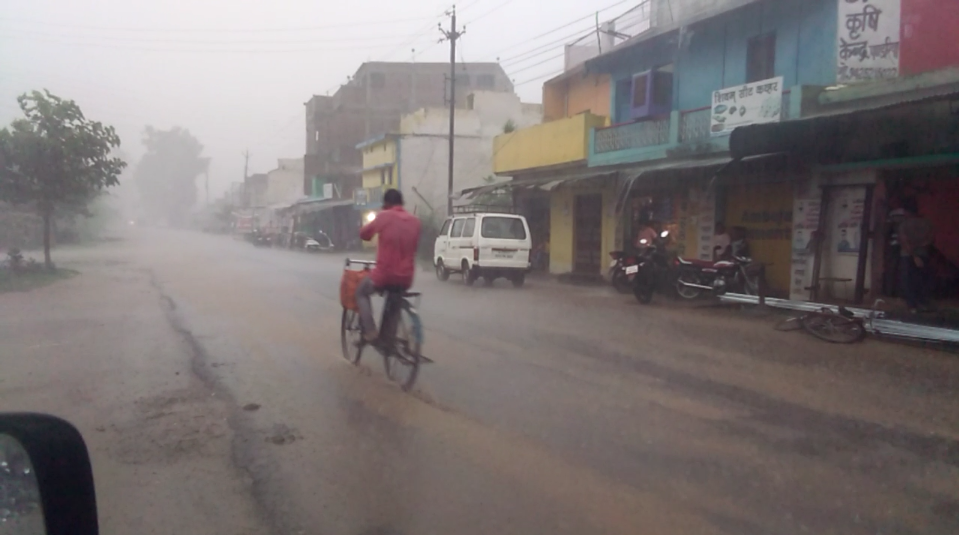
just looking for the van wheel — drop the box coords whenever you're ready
[511,274,525,288]
[435,260,450,281]
[462,261,476,286]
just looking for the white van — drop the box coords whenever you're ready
[434,209,532,287]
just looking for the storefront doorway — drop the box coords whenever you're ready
[816,185,873,303]
[875,167,959,305]
[574,194,602,274]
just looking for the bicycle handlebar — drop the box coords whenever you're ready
[345,258,376,267]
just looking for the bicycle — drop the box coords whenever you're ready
[774,305,867,344]
[340,259,428,391]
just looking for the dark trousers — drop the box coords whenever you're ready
[355,277,379,336]
[355,277,402,339]
[900,256,929,309]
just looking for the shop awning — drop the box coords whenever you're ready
[730,85,959,160]
[615,155,733,214]
[620,155,732,180]
[292,198,355,215]
[454,169,618,200]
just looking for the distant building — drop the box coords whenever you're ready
[356,91,542,227]
[265,158,304,207]
[299,61,514,247]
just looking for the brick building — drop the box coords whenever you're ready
[303,61,513,200]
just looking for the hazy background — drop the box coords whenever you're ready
[0,0,636,200]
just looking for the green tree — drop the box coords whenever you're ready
[134,127,208,227]
[0,90,125,268]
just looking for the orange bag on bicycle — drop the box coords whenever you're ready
[340,269,368,311]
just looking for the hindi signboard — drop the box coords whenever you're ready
[838,0,901,83]
[709,76,784,136]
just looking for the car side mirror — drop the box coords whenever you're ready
[0,413,99,535]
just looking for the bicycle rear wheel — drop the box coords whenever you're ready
[384,303,422,391]
[801,312,866,343]
[774,316,804,332]
[340,308,365,364]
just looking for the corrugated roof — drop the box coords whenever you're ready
[731,85,959,159]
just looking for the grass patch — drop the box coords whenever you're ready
[0,268,78,293]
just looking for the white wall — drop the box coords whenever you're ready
[396,91,542,224]
[399,136,490,225]
[265,158,304,206]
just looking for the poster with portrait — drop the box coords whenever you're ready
[833,189,866,256]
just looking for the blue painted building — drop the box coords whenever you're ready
[585,0,838,168]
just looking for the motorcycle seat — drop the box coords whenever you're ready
[677,257,719,268]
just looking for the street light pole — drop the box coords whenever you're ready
[440,6,464,216]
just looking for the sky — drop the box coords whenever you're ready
[0,0,641,200]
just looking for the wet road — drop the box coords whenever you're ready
[4,229,959,535]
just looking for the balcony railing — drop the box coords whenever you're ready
[678,107,711,143]
[593,117,670,154]
[677,91,794,144]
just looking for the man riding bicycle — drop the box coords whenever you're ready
[355,189,422,343]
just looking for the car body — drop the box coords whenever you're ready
[434,210,532,287]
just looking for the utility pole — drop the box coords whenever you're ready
[241,150,251,211]
[439,6,464,216]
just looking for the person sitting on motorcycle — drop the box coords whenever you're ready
[355,189,422,343]
[634,220,659,250]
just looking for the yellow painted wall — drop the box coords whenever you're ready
[493,113,607,174]
[360,138,397,189]
[725,182,794,295]
[566,73,611,119]
[548,179,618,276]
[542,82,565,122]
[542,74,611,122]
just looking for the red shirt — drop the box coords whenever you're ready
[360,206,422,288]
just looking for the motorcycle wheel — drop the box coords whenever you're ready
[633,282,654,304]
[675,272,705,300]
[610,269,631,294]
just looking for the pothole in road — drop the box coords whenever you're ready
[264,423,301,446]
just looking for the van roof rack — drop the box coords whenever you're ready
[452,205,518,215]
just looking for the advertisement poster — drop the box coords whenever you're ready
[838,0,901,83]
[833,188,866,256]
[790,197,821,299]
[710,76,784,136]
[690,187,716,261]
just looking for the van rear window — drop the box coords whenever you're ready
[481,217,527,240]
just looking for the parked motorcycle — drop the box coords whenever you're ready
[630,230,671,304]
[304,231,334,253]
[674,254,761,299]
[608,251,637,293]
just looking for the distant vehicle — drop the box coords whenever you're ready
[305,231,334,252]
[434,207,532,287]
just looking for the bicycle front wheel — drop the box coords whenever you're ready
[384,303,422,391]
[801,312,866,344]
[340,308,365,364]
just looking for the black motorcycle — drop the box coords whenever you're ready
[631,230,672,304]
[608,251,638,293]
[674,254,761,299]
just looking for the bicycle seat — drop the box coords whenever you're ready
[378,286,419,298]
[379,285,407,294]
